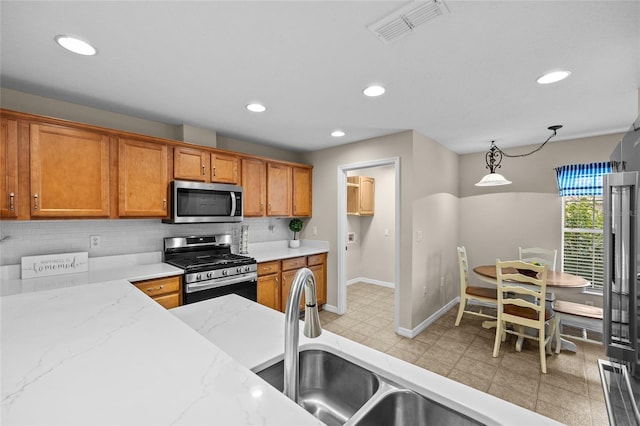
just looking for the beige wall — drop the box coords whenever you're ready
[216,135,303,163]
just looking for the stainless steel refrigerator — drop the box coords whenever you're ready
[600,117,640,425]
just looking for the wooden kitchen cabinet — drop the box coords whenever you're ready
[30,123,110,218]
[292,166,312,217]
[118,137,169,217]
[132,276,182,309]
[241,157,266,216]
[267,162,291,216]
[257,261,281,311]
[210,152,239,184]
[307,252,327,306]
[174,146,209,182]
[347,176,375,216]
[0,118,18,218]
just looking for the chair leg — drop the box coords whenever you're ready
[454,296,466,326]
[554,317,562,354]
[539,328,547,374]
[493,321,503,357]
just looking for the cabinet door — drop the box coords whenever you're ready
[119,138,169,217]
[241,157,266,216]
[0,118,18,218]
[258,274,280,311]
[211,152,239,184]
[30,123,110,217]
[267,162,291,216]
[308,263,326,307]
[292,166,312,217]
[281,268,305,312]
[174,146,208,181]
[359,177,375,215]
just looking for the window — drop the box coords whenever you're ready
[556,162,612,291]
[562,196,604,290]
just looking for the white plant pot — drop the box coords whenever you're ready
[289,240,300,248]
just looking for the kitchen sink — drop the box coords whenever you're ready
[256,349,380,426]
[349,389,482,426]
[255,349,485,426]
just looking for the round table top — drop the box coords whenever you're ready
[473,265,590,288]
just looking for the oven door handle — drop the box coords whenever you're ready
[185,273,257,293]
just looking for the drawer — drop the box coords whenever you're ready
[307,253,326,266]
[133,276,181,297]
[258,260,280,275]
[282,256,307,271]
[153,293,181,309]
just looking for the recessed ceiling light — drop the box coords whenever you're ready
[331,130,346,137]
[536,70,571,85]
[54,35,97,56]
[246,103,266,113]
[363,85,385,97]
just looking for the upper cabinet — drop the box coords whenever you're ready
[30,123,110,218]
[210,152,239,184]
[292,166,312,217]
[0,118,19,218]
[174,146,209,182]
[118,137,168,217]
[241,157,266,217]
[347,176,375,216]
[174,146,239,184]
[266,162,291,216]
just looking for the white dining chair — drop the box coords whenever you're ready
[518,247,558,271]
[454,246,497,326]
[492,259,556,374]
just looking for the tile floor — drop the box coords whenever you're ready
[318,282,609,426]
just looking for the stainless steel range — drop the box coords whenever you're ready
[163,234,257,305]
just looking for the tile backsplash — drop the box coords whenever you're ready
[0,217,292,266]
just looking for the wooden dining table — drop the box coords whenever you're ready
[472,264,590,352]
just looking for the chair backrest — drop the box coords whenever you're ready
[457,246,469,292]
[496,259,548,328]
[518,247,557,271]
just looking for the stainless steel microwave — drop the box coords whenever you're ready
[164,180,243,224]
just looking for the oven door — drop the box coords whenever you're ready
[183,273,257,304]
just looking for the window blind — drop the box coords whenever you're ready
[555,162,612,197]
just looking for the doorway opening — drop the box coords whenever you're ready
[337,157,400,331]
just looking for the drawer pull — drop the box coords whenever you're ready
[33,193,38,210]
[9,192,14,211]
[146,285,164,292]
[202,164,206,175]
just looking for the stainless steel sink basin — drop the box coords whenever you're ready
[256,349,485,426]
[256,349,380,426]
[349,389,482,426]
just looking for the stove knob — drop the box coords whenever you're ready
[244,266,250,272]
[196,274,202,281]
[206,272,213,279]
[237,267,242,273]
[222,269,229,276]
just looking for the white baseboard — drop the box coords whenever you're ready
[396,297,460,338]
[322,304,339,314]
[347,277,395,288]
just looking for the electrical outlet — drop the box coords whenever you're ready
[423,286,427,296]
[313,226,318,236]
[416,230,423,242]
[90,235,101,248]
[585,300,594,306]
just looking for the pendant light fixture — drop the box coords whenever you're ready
[475,125,563,187]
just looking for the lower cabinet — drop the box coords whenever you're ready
[132,276,182,309]
[257,253,327,312]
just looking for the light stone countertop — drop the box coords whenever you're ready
[172,295,563,426]
[1,280,321,425]
[245,240,329,263]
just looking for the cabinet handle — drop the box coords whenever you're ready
[213,166,216,177]
[260,202,264,213]
[9,192,14,211]
[33,193,38,210]
[146,285,164,292]
[163,198,167,210]
[202,164,205,176]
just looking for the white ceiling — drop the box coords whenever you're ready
[1,1,638,154]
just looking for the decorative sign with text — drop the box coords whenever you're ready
[21,252,89,279]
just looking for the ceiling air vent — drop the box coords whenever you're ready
[367,0,450,44]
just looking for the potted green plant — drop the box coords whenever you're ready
[288,218,304,248]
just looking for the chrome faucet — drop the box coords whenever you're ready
[283,267,322,403]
